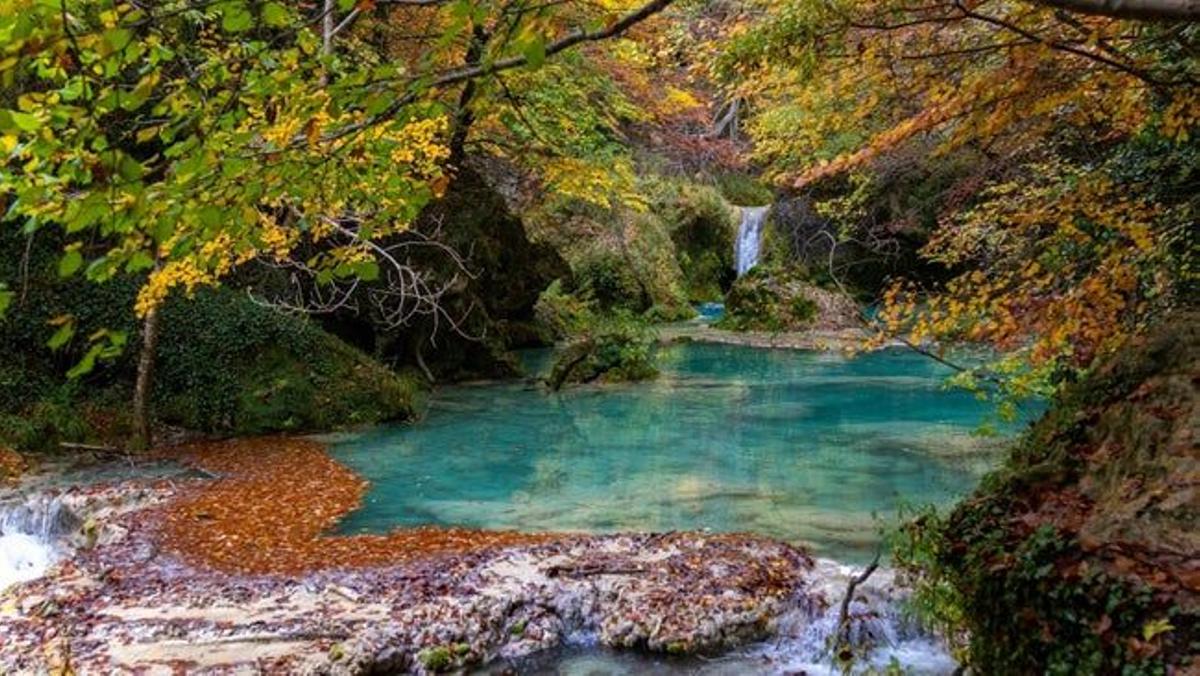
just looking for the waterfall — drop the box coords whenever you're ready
[735,205,769,276]
[727,559,957,674]
[0,497,76,590]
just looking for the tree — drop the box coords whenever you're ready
[1033,0,1200,20]
[1,0,677,446]
[708,0,1197,398]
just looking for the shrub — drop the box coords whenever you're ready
[572,247,647,313]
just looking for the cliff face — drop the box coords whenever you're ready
[922,315,1198,673]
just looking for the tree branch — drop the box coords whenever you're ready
[314,0,676,145]
[1029,0,1200,20]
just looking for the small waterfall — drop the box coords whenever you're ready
[532,559,957,674]
[0,497,76,590]
[735,206,769,276]
[736,559,957,674]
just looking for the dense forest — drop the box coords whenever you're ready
[0,0,1196,674]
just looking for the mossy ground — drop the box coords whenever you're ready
[0,226,422,451]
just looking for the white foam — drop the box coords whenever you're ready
[0,532,57,590]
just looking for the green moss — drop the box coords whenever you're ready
[416,646,453,671]
[665,641,691,655]
[0,225,422,451]
[153,289,420,435]
[650,179,738,302]
[716,268,818,332]
[714,172,774,206]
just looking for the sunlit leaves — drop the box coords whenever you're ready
[1,0,453,326]
[712,0,1197,398]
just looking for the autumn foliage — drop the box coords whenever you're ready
[711,0,1197,396]
[159,437,550,575]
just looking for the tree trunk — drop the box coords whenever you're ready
[322,0,335,54]
[448,24,491,166]
[131,307,160,451]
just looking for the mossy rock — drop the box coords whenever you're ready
[547,315,658,390]
[657,182,738,303]
[717,268,857,332]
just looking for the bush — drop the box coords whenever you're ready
[533,280,593,339]
[572,247,646,313]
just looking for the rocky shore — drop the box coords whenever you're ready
[0,440,838,674]
[659,322,869,352]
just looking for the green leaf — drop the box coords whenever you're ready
[47,323,75,351]
[103,28,133,53]
[522,36,546,69]
[222,4,253,32]
[58,249,83,277]
[262,2,291,27]
[0,109,40,132]
[125,250,155,273]
[66,346,99,379]
[355,260,380,282]
[0,287,12,318]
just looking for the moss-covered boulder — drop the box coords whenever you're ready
[546,314,658,390]
[155,290,421,435]
[897,315,1199,673]
[0,228,421,450]
[717,268,859,332]
[655,181,738,302]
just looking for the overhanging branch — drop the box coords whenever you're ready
[1029,0,1200,20]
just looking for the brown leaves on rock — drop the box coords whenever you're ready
[0,445,27,484]
[157,437,552,575]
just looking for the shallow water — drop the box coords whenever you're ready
[334,344,1027,561]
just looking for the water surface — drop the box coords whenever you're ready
[334,344,1022,561]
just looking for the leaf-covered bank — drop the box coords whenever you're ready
[896,314,1199,673]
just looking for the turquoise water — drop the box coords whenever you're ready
[333,344,1026,561]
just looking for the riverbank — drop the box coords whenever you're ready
[659,321,869,352]
[1,437,946,674]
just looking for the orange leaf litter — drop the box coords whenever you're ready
[157,437,553,575]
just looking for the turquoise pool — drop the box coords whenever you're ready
[332,343,1025,561]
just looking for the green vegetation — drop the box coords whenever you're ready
[536,281,659,389]
[716,267,861,333]
[650,179,739,303]
[0,229,419,452]
[713,173,774,207]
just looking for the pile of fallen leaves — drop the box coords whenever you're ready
[157,437,553,575]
